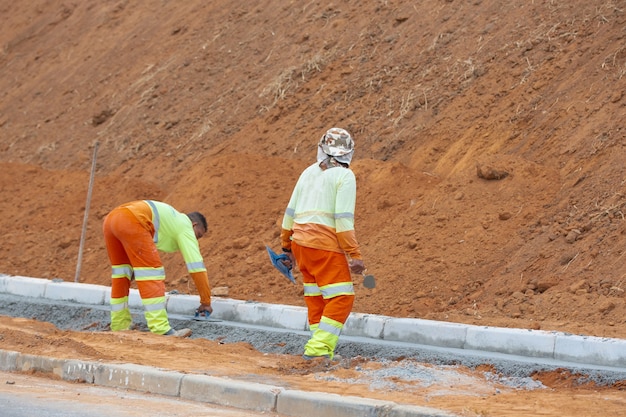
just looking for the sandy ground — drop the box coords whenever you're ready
[1,1,626,415]
[3,315,626,417]
[1,296,626,417]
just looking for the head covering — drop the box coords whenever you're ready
[318,127,355,165]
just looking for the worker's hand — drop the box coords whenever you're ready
[349,259,366,275]
[197,304,213,315]
[281,251,296,269]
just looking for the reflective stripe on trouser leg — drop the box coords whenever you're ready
[133,266,166,281]
[304,315,344,359]
[303,282,324,328]
[303,289,354,358]
[137,279,170,334]
[304,283,354,359]
[293,242,355,359]
[110,266,133,331]
[110,295,132,331]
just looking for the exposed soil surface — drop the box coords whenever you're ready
[1,1,626,415]
[2,316,626,417]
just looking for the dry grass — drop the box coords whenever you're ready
[261,67,296,104]
[259,52,330,110]
[601,44,626,79]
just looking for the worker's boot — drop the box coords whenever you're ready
[164,328,192,337]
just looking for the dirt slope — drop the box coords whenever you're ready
[1,0,626,341]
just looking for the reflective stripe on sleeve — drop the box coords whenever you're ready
[187,261,206,272]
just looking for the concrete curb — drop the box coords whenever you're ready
[2,274,626,368]
[0,349,458,417]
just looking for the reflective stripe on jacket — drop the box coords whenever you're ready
[281,162,361,259]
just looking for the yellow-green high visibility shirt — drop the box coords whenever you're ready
[144,201,201,258]
[281,162,361,259]
[120,200,212,305]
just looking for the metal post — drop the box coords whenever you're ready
[74,141,99,283]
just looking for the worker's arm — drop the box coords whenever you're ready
[190,271,212,307]
[337,230,361,260]
[177,228,212,306]
[335,170,361,259]
[280,227,294,251]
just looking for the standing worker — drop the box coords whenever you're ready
[280,127,366,360]
[103,200,213,337]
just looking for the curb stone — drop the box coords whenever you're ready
[0,349,459,417]
[2,275,626,368]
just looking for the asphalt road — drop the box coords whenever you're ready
[0,371,285,417]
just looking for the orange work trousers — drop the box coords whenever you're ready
[102,206,169,333]
[291,242,354,326]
